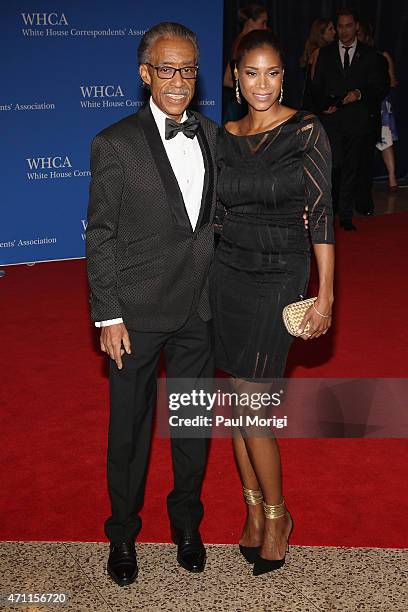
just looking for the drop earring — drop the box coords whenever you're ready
[235,79,241,104]
[279,81,284,104]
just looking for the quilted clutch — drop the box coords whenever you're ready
[282,296,317,336]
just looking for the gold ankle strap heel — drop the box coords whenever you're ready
[243,487,263,506]
[240,487,263,564]
[253,498,291,576]
[263,498,286,519]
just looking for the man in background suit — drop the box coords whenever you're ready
[312,8,389,230]
[356,23,390,215]
[86,22,217,586]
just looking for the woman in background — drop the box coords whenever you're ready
[223,3,268,122]
[212,30,334,576]
[358,21,399,191]
[300,18,336,110]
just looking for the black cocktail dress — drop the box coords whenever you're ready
[211,111,335,379]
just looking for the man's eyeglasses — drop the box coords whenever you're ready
[146,63,198,80]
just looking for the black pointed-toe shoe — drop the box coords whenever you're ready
[107,541,138,586]
[239,544,261,564]
[252,499,292,577]
[171,528,206,573]
[253,552,286,575]
[239,487,264,564]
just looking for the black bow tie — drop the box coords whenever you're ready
[165,116,200,140]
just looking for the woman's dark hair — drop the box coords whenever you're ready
[238,3,267,26]
[358,20,374,46]
[300,18,333,68]
[236,30,284,67]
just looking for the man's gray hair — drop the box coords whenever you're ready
[138,22,199,65]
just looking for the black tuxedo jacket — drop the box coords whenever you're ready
[312,41,389,136]
[86,104,218,332]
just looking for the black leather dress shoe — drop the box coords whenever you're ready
[107,541,138,586]
[171,528,206,573]
[340,220,357,231]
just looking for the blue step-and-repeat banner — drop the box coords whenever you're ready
[0,1,223,265]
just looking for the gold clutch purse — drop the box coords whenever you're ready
[282,296,317,336]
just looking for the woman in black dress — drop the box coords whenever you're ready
[211,30,335,575]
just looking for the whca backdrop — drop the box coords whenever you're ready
[0,0,223,265]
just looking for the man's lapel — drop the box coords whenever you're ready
[138,103,191,231]
[348,41,364,74]
[189,110,214,231]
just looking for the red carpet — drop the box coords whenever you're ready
[1,213,407,547]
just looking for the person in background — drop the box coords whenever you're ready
[358,22,400,191]
[312,8,389,229]
[355,21,394,211]
[223,3,268,122]
[300,18,336,110]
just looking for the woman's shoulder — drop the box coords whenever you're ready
[216,123,236,150]
[295,109,321,127]
[309,48,320,78]
[293,111,327,144]
[223,120,243,136]
[382,50,393,65]
[279,109,321,132]
[310,48,320,64]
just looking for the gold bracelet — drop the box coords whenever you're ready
[312,303,331,318]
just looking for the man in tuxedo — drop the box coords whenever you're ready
[312,8,389,230]
[86,22,217,586]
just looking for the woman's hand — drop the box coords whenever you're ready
[298,297,333,341]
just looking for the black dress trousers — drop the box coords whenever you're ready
[104,313,213,544]
[357,129,378,214]
[323,124,363,222]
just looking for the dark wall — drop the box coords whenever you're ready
[223,0,408,177]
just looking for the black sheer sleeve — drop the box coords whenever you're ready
[300,115,335,244]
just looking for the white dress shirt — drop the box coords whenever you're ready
[95,97,205,328]
[338,38,357,67]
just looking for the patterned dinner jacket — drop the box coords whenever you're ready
[86,103,217,332]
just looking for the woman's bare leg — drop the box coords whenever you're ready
[382,145,397,187]
[232,429,264,547]
[231,378,292,560]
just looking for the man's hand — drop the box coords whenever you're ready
[342,90,361,104]
[100,322,131,370]
[324,105,338,114]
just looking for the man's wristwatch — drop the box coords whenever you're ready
[355,89,362,100]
